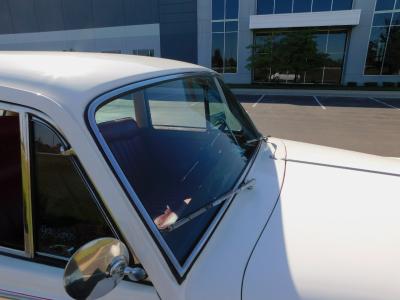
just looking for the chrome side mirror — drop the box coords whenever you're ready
[63,238,147,300]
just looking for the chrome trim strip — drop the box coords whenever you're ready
[87,72,261,277]
[20,112,35,258]
[0,246,26,257]
[0,288,48,300]
[36,251,69,262]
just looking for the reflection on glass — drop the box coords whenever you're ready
[375,0,395,11]
[225,21,238,32]
[312,0,332,12]
[212,22,224,32]
[212,33,224,73]
[373,13,393,26]
[293,0,312,13]
[95,76,259,264]
[225,32,238,73]
[382,26,400,75]
[275,0,293,14]
[365,27,389,75]
[257,0,274,14]
[212,0,224,20]
[252,29,347,84]
[332,0,353,10]
[225,0,239,19]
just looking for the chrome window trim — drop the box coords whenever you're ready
[87,72,261,278]
[20,112,35,258]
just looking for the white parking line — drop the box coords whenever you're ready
[313,96,326,110]
[369,97,400,111]
[252,95,265,108]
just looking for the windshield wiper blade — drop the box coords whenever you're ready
[245,136,268,146]
[164,178,256,232]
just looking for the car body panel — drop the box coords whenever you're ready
[243,140,400,300]
[183,139,286,300]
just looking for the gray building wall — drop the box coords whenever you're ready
[0,0,197,63]
[159,0,198,63]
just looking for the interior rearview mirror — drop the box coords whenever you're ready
[63,238,146,300]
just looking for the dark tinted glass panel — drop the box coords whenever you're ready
[326,52,344,67]
[323,68,342,84]
[327,32,347,52]
[8,0,38,33]
[275,0,293,13]
[212,0,225,20]
[0,113,24,250]
[312,0,332,12]
[226,0,239,19]
[225,32,238,73]
[92,0,124,28]
[332,0,353,10]
[392,12,400,25]
[293,0,312,13]
[62,0,93,30]
[373,13,393,26]
[212,22,224,32]
[313,33,328,52]
[212,33,224,72]
[397,0,400,9]
[365,27,389,74]
[375,0,395,11]
[225,21,238,31]
[382,26,400,74]
[257,0,274,14]
[32,121,113,258]
[305,69,323,83]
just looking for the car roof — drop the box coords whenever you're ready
[0,51,209,116]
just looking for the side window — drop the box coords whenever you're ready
[146,78,207,130]
[0,111,24,250]
[31,120,115,258]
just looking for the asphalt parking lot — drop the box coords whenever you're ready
[235,93,400,157]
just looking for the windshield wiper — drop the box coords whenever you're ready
[164,178,256,232]
[245,136,268,146]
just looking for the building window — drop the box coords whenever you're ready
[257,0,353,14]
[251,29,348,85]
[133,49,155,57]
[365,0,400,75]
[212,0,239,73]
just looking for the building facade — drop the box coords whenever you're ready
[0,0,398,86]
[199,0,400,85]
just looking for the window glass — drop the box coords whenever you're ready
[382,26,400,74]
[275,0,293,13]
[293,0,312,13]
[212,0,225,20]
[373,13,393,26]
[312,0,332,11]
[212,22,224,32]
[225,21,238,32]
[397,0,400,9]
[32,121,114,258]
[96,94,135,124]
[0,112,24,250]
[332,0,353,10]
[95,76,259,264]
[226,0,239,19]
[224,32,238,73]
[365,27,389,74]
[147,80,207,129]
[212,33,224,73]
[327,32,347,53]
[257,0,274,14]
[375,0,395,11]
[392,12,400,25]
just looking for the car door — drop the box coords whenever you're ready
[0,105,159,300]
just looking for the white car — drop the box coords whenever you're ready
[0,52,399,300]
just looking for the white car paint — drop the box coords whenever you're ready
[244,140,400,300]
[0,52,399,300]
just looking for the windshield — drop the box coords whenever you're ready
[93,75,260,265]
